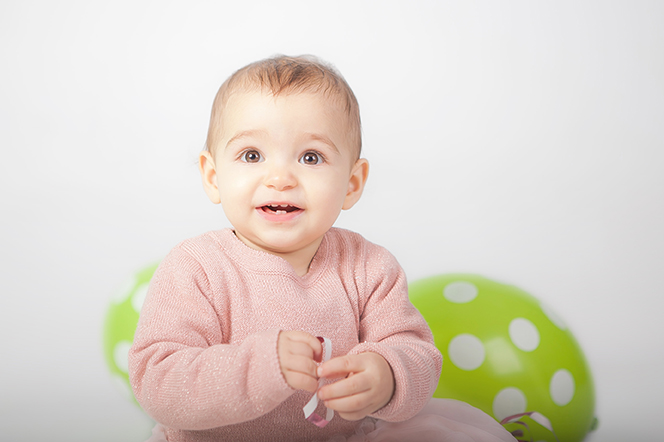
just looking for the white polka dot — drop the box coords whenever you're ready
[131,283,150,313]
[550,369,575,406]
[113,340,133,373]
[529,412,554,431]
[443,281,478,303]
[509,318,540,352]
[541,302,567,330]
[448,334,485,370]
[493,387,527,421]
[111,276,136,304]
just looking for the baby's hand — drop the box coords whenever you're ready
[316,352,394,421]
[277,331,323,393]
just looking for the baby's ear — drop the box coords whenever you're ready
[199,150,221,204]
[343,158,369,210]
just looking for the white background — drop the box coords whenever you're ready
[1,1,662,441]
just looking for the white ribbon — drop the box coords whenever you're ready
[303,337,334,427]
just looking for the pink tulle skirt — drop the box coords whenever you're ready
[145,398,516,442]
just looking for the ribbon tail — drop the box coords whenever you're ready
[303,337,333,428]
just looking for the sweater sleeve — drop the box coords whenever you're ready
[347,244,442,423]
[128,247,294,430]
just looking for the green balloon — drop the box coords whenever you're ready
[102,263,158,406]
[409,274,597,442]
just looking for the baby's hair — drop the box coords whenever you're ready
[205,55,362,158]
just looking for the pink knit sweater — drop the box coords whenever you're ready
[129,228,442,442]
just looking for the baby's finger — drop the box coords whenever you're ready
[283,331,323,361]
[322,391,375,421]
[317,372,370,402]
[317,354,364,379]
[281,354,319,378]
[283,369,319,393]
[287,341,317,359]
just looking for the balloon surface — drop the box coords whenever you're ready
[103,263,158,405]
[409,274,597,442]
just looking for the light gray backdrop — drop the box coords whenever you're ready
[1,1,662,441]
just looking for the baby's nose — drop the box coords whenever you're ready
[264,163,297,190]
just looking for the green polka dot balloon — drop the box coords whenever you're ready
[103,263,158,406]
[409,274,597,442]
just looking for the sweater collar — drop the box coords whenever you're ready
[213,228,330,284]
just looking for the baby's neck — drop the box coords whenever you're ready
[274,239,323,277]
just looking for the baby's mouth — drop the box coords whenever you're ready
[260,204,302,215]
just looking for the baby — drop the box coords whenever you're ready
[129,55,515,442]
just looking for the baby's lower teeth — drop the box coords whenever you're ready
[275,210,286,214]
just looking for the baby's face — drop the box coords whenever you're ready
[203,90,366,261]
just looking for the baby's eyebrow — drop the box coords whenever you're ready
[225,130,267,149]
[302,133,340,154]
[225,130,340,154]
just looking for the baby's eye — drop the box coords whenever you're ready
[299,151,323,165]
[241,150,263,163]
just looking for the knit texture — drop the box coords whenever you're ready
[129,228,442,442]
